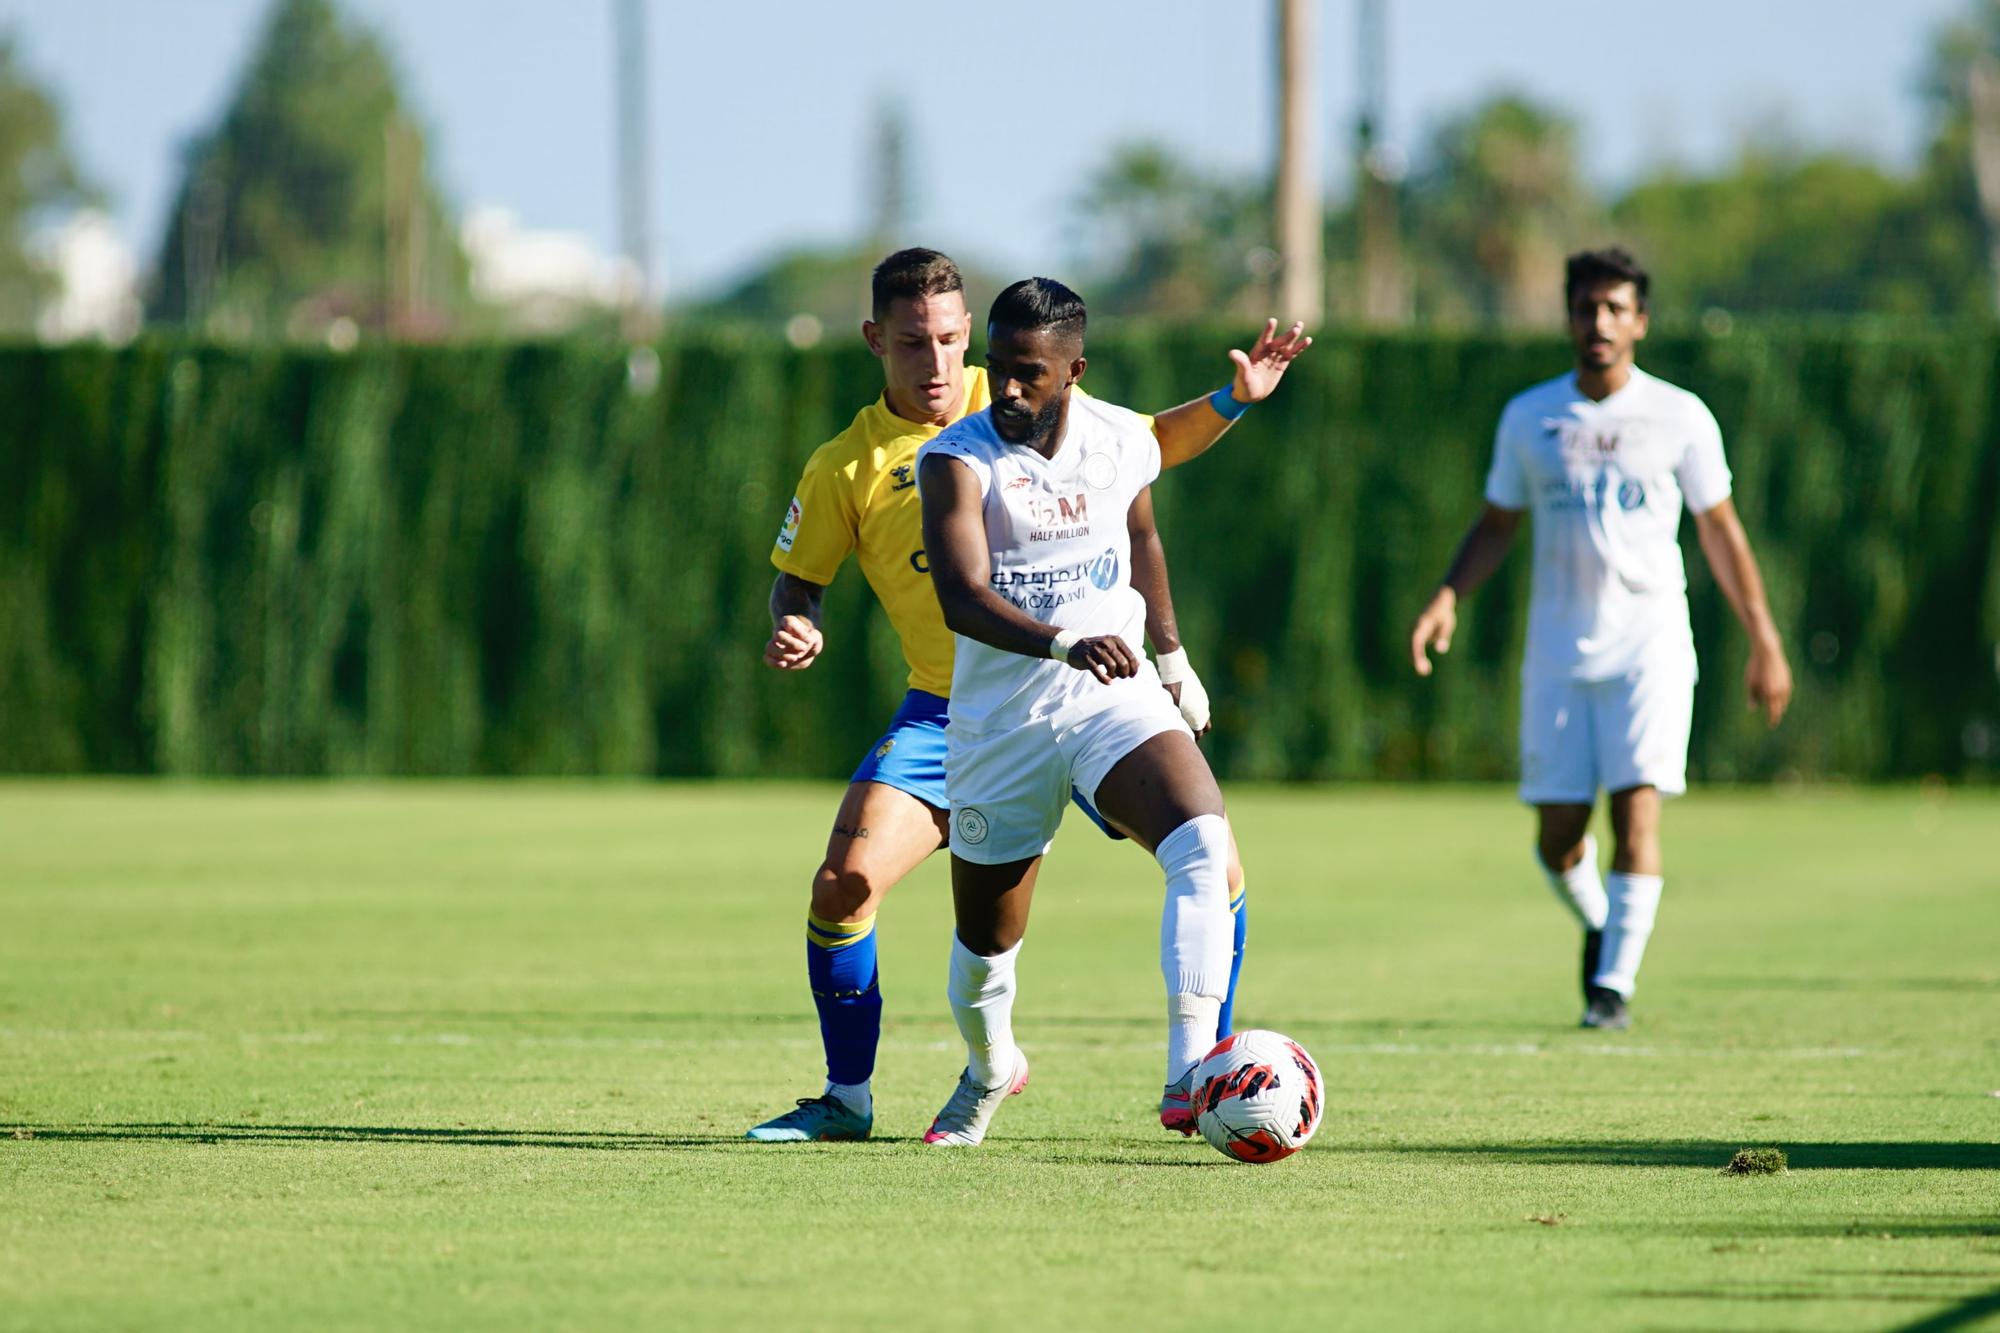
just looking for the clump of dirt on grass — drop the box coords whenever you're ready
[1722,1147,1787,1175]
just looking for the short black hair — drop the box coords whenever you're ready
[871,248,963,320]
[1565,247,1649,310]
[988,277,1086,345]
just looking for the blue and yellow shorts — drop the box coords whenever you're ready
[853,689,1125,841]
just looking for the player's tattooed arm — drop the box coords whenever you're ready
[1152,319,1314,470]
[1411,503,1524,677]
[763,572,827,670]
[1692,497,1793,727]
[919,453,1138,683]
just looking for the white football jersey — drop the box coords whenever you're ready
[1485,366,1733,681]
[917,392,1162,733]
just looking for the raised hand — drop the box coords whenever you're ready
[1228,319,1313,404]
[763,614,824,670]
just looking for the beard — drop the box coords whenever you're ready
[993,393,1064,447]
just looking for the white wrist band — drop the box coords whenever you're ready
[1154,647,1191,683]
[1049,629,1081,661]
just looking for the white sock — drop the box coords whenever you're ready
[825,1079,871,1117]
[947,934,1021,1088]
[1167,994,1223,1085]
[1595,872,1663,997]
[1541,834,1608,931]
[1157,813,1233,1081]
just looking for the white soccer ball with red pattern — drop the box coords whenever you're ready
[1190,1029,1323,1164]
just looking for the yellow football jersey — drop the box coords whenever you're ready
[772,368,993,697]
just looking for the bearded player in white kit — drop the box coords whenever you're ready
[915,278,1310,1144]
[1410,248,1793,1029]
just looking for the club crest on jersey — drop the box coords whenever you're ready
[1617,479,1646,511]
[889,464,915,491]
[777,496,802,552]
[1082,452,1118,490]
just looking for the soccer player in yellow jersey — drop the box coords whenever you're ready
[749,248,1257,1141]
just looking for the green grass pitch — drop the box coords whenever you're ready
[2,781,1995,1330]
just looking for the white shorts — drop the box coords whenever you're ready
[945,681,1193,864]
[1519,655,1695,805]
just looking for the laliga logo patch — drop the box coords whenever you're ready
[1086,548,1119,590]
[777,497,802,552]
[955,807,989,845]
[1082,451,1118,491]
[1617,479,1646,511]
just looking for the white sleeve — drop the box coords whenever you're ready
[1482,406,1529,510]
[1674,399,1733,514]
[917,439,992,499]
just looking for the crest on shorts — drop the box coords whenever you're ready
[955,807,990,845]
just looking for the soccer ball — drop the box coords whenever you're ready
[1190,1029,1323,1164]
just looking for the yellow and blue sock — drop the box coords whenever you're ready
[806,911,881,1088]
[1217,879,1248,1038]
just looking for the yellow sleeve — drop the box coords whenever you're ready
[771,449,859,585]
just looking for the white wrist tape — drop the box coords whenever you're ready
[1049,629,1081,661]
[1154,648,1211,731]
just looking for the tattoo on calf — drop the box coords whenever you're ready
[832,824,870,840]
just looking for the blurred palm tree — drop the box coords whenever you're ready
[1407,95,1599,327]
[1068,142,1273,322]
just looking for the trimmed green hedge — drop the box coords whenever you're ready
[1,330,1994,780]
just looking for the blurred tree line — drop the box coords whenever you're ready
[7,0,2000,338]
[1082,63,1996,327]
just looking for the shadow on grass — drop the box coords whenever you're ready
[1631,1287,1942,1304]
[4,1124,1242,1168]
[1888,1283,2000,1332]
[1631,1281,2000,1333]
[4,1122,755,1150]
[1405,1141,2000,1170]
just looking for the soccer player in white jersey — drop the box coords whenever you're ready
[916,277,1310,1144]
[1409,248,1792,1029]
[747,249,1255,1144]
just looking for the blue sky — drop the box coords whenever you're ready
[0,0,1971,300]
